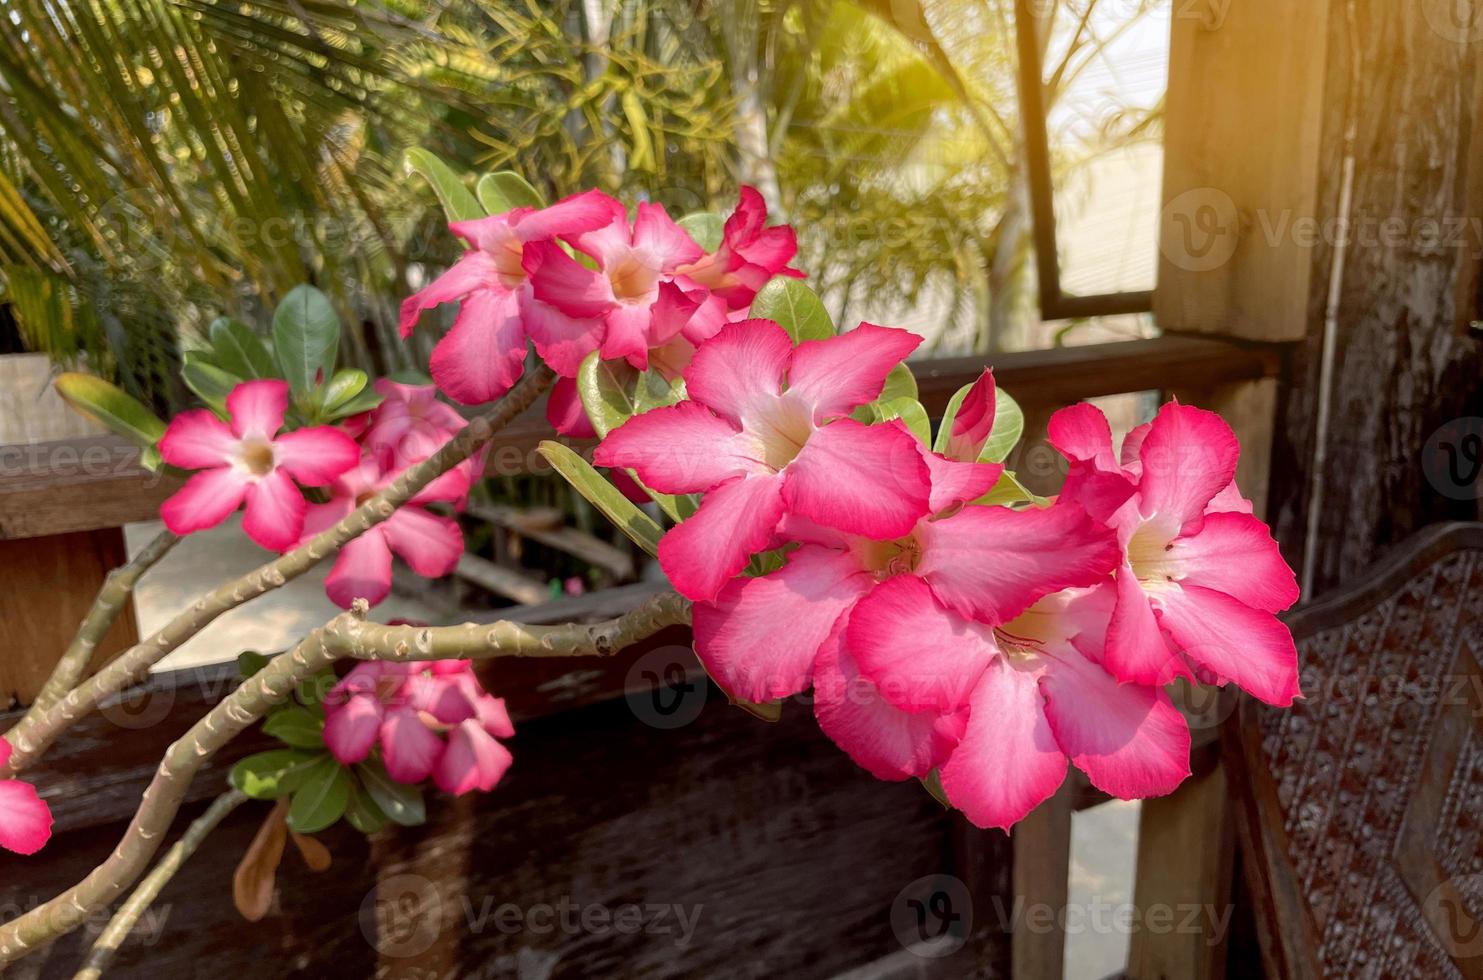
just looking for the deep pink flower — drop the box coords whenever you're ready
[300,455,464,609]
[834,581,1191,830]
[399,191,616,404]
[360,379,480,506]
[940,369,998,462]
[527,199,707,370]
[158,380,359,551]
[0,739,51,856]
[324,660,515,796]
[1049,401,1301,706]
[674,185,804,307]
[593,318,932,600]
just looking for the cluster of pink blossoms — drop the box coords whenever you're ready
[596,318,1300,831]
[323,657,515,795]
[398,186,801,436]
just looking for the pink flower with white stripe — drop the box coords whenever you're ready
[836,581,1191,831]
[324,659,515,796]
[527,199,707,370]
[399,191,616,404]
[593,318,933,600]
[0,739,51,856]
[158,380,360,551]
[1049,401,1301,706]
[300,455,464,609]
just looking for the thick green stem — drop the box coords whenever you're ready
[0,590,689,965]
[0,365,554,779]
[27,528,179,716]
[73,789,249,980]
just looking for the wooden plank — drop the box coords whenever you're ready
[1011,778,1073,980]
[0,526,140,709]
[453,553,549,605]
[1154,0,1332,340]
[0,435,179,539]
[466,501,635,578]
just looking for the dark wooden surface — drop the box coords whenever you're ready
[1227,522,1483,979]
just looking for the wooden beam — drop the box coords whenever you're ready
[1011,777,1073,980]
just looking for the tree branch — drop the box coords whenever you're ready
[0,365,554,779]
[73,789,249,980]
[26,528,179,717]
[0,589,690,964]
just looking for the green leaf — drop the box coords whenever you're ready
[475,171,545,214]
[575,352,637,438]
[677,212,725,251]
[53,373,166,450]
[321,368,369,411]
[921,769,952,810]
[208,317,275,379]
[325,387,383,421]
[357,759,427,827]
[405,147,482,223]
[538,441,663,557]
[180,354,240,414]
[875,396,931,445]
[973,470,1048,508]
[286,755,351,834]
[344,780,389,835]
[881,362,919,402]
[980,389,1025,464]
[263,706,326,749]
[271,284,340,397]
[237,651,273,680]
[230,749,324,800]
[749,278,833,342]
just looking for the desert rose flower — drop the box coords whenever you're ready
[1049,401,1301,705]
[300,455,464,609]
[158,380,359,551]
[359,379,480,507]
[324,659,515,796]
[594,318,933,600]
[399,190,615,404]
[527,199,707,370]
[0,739,51,856]
[674,185,804,306]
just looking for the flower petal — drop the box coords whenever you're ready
[379,707,445,784]
[1136,402,1239,536]
[159,467,249,536]
[522,297,604,378]
[511,188,624,242]
[784,323,922,423]
[1163,511,1299,613]
[545,376,597,439]
[846,575,997,713]
[683,318,792,426]
[915,502,1120,624]
[324,529,393,609]
[525,240,614,318]
[1047,402,1119,469]
[429,288,529,406]
[1151,583,1301,706]
[657,474,786,601]
[242,468,307,552]
[435,721,514,795]
[324,692,384,765]
[939,660,1067,832]
[692,544,873,702]
[228,379,289,440]
[1039,652,1191,799]
[1104,564,1190,686]
[782,418,932,539]
[384,506,463,578]
[594,401,760,494]
[943,369,997,461]
[399,250,499,338]
[813,620,965,781]
[0,779,53,855]
[923,453,1003,513]
[272,427,360,486]
[632,201,703,267]
[158,409,238,470]
[598,302,658,369]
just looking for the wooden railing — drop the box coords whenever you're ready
[0,331,1286,978]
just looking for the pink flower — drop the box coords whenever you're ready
[360,379,480,506]
[544,376,597,439]
[399,191,617,404]
[674,185,804,307]
[301,455,464,609]
[0,739,52,856]
[940,369,998,461]
[527,199,707,370]
[593,318,932,600]
[1049,401,1301,706]
[324,660,515,796]
[828,581,1191,830]
[158,380,360,551]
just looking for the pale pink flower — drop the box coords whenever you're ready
[158,380,359,551]
[360,379,480,507]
